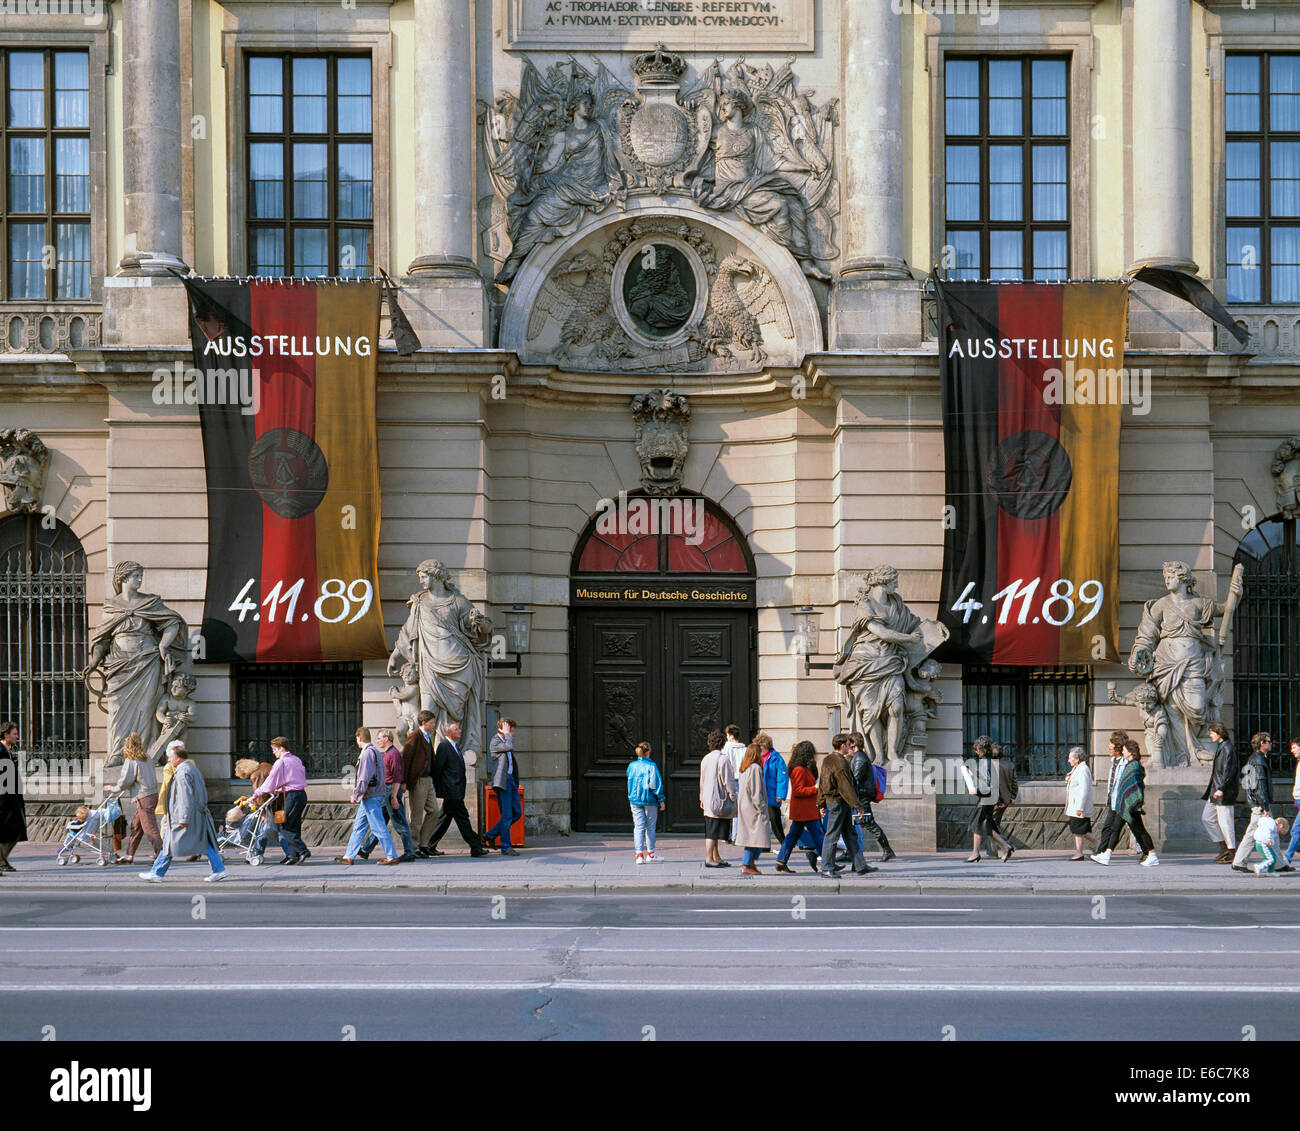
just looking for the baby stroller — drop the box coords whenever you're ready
[56,795,123,867]
[217,793,278,866]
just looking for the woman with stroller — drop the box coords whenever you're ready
[111,732,162,864]
[773,740,824,873]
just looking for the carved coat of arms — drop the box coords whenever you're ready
[479,46,839,286]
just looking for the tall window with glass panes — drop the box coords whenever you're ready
[2,49,89,300]
[943,56,1069,281]
[1225,54,1300,305]
[246,54,373,277]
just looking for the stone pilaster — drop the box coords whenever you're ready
[1128,0,1197,273]
[840,0,909,281]
[830,3,921,350]
[117,0,187,275]
[403,0,489,346]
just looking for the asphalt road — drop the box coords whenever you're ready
[1,892,1297,1040]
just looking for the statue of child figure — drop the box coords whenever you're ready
[388,661,420,745]
[147,671,197,766]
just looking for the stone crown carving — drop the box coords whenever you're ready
[0,427,50,514]
[479,47,838,286]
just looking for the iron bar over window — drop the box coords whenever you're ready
[944,55,1070,281]
[0,514,87,774]
[233,661,361,778]
[1232,515,1300,775]
[0,49,90,300]
[962,665,1090,779]
[246,53,373,278]
[1225,53,1300,304]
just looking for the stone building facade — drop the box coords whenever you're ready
[2,0,1298,849]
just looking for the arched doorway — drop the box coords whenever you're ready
[1233,514,1300,773]
[0,513,88,772]
[569,493,757,831]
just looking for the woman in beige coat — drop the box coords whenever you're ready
[111,732,162,864]
[736,743,771,875]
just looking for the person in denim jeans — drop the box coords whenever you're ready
[484,717,523,856]
[359,729,416,861]
[627,741,666,863]
[336,728,398,865]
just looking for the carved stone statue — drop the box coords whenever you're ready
[1126,561,1241,767]
[0,427,49,513]
[145,671,197,767]
[687,85,834,281]
[834,566,949,765]
[631,388,690,496]
[83,562,190,765]
[483,61,631,285]
[1107,679,1177,767]
[388,661,420,745]
[1272,435,1300,520]
[387,560,493,757]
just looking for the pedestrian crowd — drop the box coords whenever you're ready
[2,715,1298,879]
[690,727,895,877]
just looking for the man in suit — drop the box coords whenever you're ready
[426,722,488,857]
[991,742,1019,861]
[1201,721,1239,862]
[483,716,522,857]
[404,710,440,857]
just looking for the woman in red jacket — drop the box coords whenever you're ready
[774,740,824,873]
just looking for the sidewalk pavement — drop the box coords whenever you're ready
[1,835,1292,894]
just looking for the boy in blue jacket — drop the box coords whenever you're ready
[627,741,666,864]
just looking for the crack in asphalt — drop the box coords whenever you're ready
[532,937,583,1040]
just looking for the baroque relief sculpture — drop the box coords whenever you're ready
[388,560,493,758]
[834,567,949,765]
[0,427,50,513]
[631,388,690,496]
[480,46,839,284]
[524,216,794,372]
[1124,561,1241,768]
[1272,435,1300,520]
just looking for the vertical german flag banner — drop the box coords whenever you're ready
[935,279,1128,665]
[184,279,388,662]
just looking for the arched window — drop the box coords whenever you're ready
[1233,514,1300,773]
[573,493,753,575]
[0,513,88,772]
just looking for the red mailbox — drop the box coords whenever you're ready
[482,784,525,847]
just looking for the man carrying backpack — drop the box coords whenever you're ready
[847,731,895,862]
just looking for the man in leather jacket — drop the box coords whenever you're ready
[1201,722,1239,862]
[1232,733,1275,871]
[847,732,896,862]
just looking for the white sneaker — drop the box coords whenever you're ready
[1089,851,1111,866]
[1141,852,1160,867]
[646,852,664,862]
[635,853,645,865]
[138,871,162,883]
[204,871,228,883]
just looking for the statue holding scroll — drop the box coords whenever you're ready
[833,566,948,765]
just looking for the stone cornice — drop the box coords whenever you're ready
[0,346,1295,408]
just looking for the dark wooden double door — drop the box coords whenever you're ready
[571,609,756,831]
